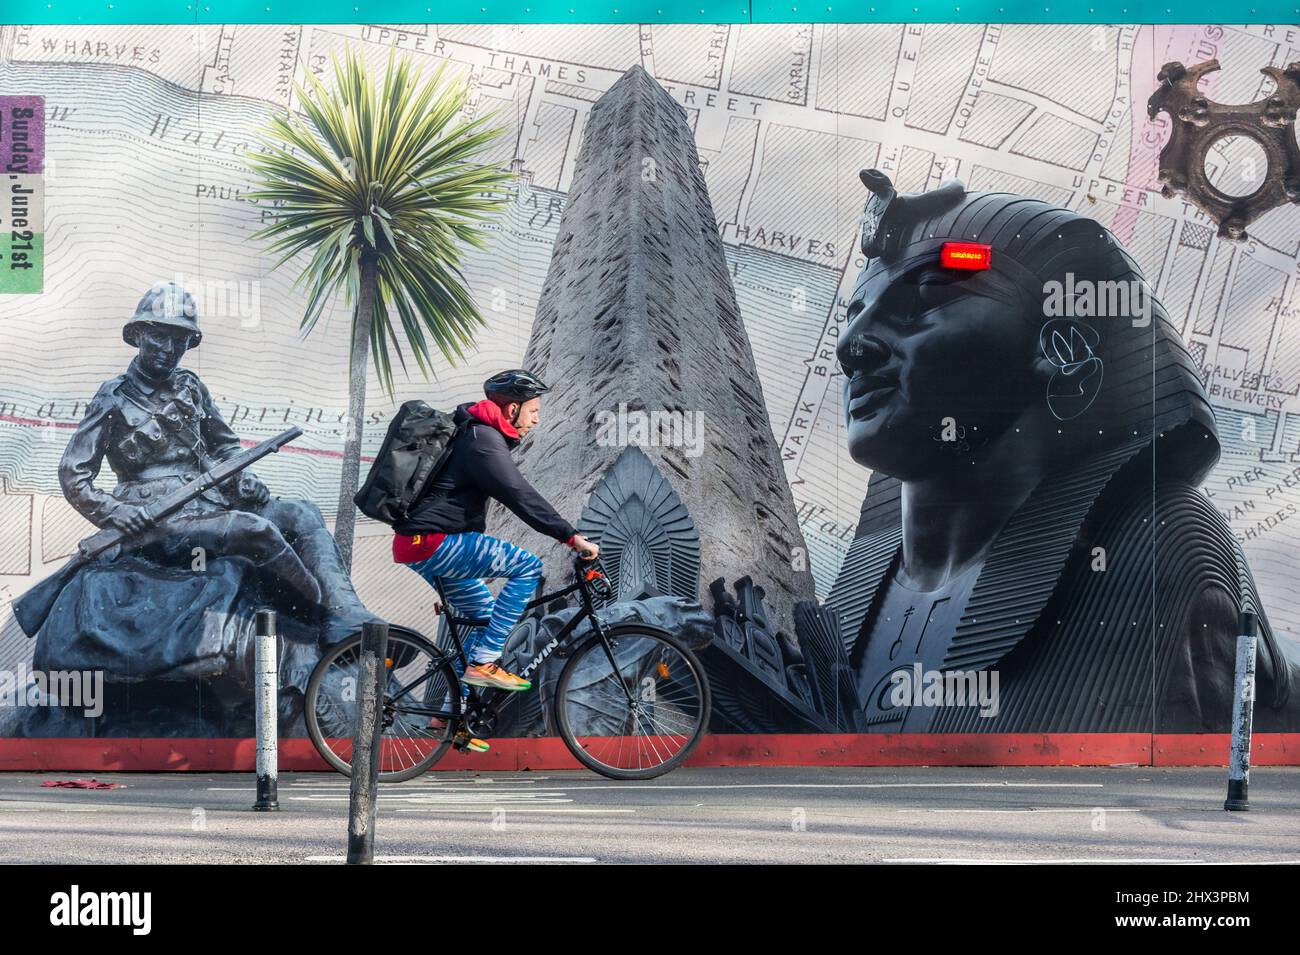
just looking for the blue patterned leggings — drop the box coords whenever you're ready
[407,532,544,670]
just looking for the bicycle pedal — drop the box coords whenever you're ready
[453,733,490,754]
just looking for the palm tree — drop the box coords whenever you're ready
[245,48,514,569]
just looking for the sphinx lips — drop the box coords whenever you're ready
[848,383,897,418]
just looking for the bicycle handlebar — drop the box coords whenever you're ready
[573,551,612,597]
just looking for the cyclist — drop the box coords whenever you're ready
[392,369,599,749]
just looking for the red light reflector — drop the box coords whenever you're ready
[941,242,992,270]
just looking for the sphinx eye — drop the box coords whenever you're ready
[877,283,920,321]
[917,280,964,311]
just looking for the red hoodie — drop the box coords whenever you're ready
[392,399,574,562]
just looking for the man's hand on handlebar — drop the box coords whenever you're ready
[570,533,600,560]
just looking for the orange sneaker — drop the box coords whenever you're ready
[463,661,532,692]
[454,731,490,753]
[426,717,489,752]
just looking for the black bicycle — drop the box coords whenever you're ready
[304,552,711,782]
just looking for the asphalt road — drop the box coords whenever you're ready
[1,766,1298,864]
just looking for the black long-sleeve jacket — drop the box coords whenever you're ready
[393,401,576,543]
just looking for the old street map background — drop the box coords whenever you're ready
[3,23,1300,673]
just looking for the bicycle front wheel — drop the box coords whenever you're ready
[304,626,462,783]
[554,625,711,780]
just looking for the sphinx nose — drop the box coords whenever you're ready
[836,329,890,372]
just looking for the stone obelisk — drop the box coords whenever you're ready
[493,65,816,638]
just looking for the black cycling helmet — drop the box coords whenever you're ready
[483,368,551,403]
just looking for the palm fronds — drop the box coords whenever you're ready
[244,47,514,393]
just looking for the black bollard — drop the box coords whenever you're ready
[1224,611,1258,812]
[347,620,389,864]
[252,609,279,812]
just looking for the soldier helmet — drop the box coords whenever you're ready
[123,282,202,349]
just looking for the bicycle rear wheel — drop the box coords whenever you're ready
[305,626,462,783]
[554,625,711,780]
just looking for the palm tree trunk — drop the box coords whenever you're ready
[334,254,378,570]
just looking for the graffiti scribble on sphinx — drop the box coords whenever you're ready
[1040,319,1103,422]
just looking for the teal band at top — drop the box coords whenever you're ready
[2,0,1298,25]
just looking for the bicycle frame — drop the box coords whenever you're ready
[382,557,629,725]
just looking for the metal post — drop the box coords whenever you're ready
[251,609,279,812]
[1224,611,1258,812]
[347,620,389,864]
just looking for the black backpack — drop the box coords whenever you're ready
[353,400,461,525]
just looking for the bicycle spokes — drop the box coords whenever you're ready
[558,633,707,774]
[308,633,460,780]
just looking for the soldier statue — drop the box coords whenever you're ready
[13,282,379,734]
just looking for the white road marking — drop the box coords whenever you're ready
[0,806,101,812]
[205,790,447,795]
[209,780,553,792]
[894,808,1143,814]
[886,858,1213,865]
[288,794,574,803]
[393,807,635,814]
[550,782,1107,791]
[285,777,556,785]
[305,855,597,863]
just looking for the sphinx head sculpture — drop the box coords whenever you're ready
[815,171,1299,735]
[837,169,1218,495]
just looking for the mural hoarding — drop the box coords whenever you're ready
[3,21,1300,762]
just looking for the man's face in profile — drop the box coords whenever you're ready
[836,262,1039,480]
[511,396,542,437]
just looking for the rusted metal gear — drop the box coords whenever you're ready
[1147,59,1300,240]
